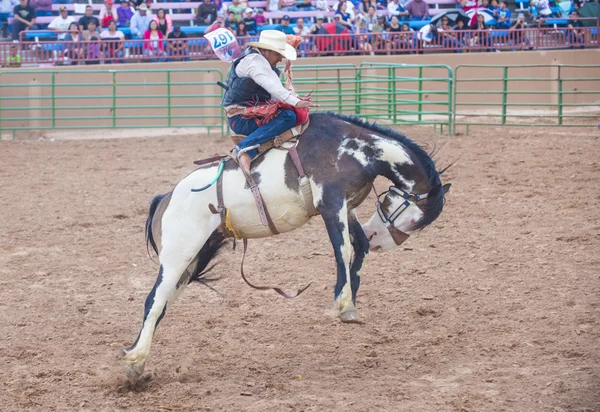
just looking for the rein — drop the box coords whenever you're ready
[373,185,429,246]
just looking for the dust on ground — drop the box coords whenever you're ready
[0,124,599,412]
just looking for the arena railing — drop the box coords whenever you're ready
[453,64,600,134]
[0,68,225,139]
[3,19,598,67]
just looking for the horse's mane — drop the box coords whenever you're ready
[325,112,441,189]
[324,112,445,230]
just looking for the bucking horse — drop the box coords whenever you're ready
[123,112,451,382]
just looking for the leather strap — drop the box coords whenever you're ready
[287,145,306,178]
[240,238,311,299]
[243,170,280,235]
[287,145,318,217]
[193,154,227,166]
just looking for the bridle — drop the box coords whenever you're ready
[373,185,429,245]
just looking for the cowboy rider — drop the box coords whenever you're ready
[220,30,319,175]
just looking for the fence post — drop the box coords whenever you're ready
[51,72,56,128]
[557,65,563,125]
[355,66,361,115]
[418,66,423,123]
[392,67,397,124]
[167,71,172,127]
[387,66,393,121]
[337,68,342,113]
[112,71,117,127]
[501,66,508,125]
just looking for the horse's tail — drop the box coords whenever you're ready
[145,193,169,256]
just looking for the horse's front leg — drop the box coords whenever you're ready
[348,210,369,307]
[320,196,360,323]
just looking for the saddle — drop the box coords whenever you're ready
[194,118,317,239]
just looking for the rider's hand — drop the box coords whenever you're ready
[296,100,320,109]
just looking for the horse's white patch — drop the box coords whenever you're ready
[370,134,415,190]
[309,177,324,210]
[335,201,355,313]
[337,137,369,167]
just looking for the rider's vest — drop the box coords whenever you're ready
[220,48,281,107]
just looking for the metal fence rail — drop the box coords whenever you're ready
[453,64,600,133]
[0,68,225,138]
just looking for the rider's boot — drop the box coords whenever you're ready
[238,152,252,177]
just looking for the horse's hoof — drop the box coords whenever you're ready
[339,309,363,324]
[125,363,144,384]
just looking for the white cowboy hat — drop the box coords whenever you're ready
[246,30,297,61]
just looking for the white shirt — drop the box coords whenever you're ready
[315,0,329,10]
[100,30,125,40]
[293,25,310,36]
[387,1,402,16]
[227,50,300,110]
[418,24,442,42]
[48,16,75,39]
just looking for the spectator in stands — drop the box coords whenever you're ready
[101,19,125,62]
[355,14,374,53]
[144,20,166,61]
[276,14,296,34]
[197,0,217,25]
[372,13,388,31]
[243,8,257,34]
[32,0,52,17]
[333,0,356,19]
[375,0,387,11]
[536,0,552,17]
[388,0,409,19]
[316,0,331,11]
[117,0,134,26]
[454,18,468,45]
[399,21,414,50]
[214,0,226,19]
[371,13,388,50]
[154,8,171,36]
[167,25,189,61]
[99,0,118,28]
[229,0,245,20]
[295,0,316,11]
[204,16,223,34]
[63,22,83,63]
[266,0,280,12]
[438,14,463,51]
[131,3,152,37]
[310,14,332,53]
[416,22,440,52]
[496,0,511,28]
[79,6,99,31]
[309,13,328,33]
[406,0,429,20]
[294,17,310,35]
[12,0,37,41]
[566,11,585,48]
[487,0,498,13]
[364,5,378,30]
[83,20,101,64]
[255,8,267,26]
[358,0,375,14]
[508,12,530,49]
[471,12,492,50]
[387,14,403,50]
[0,0,14,38]
[48,6,75,39]
[3,44,22,67]
[236,20,248,37]
[224,11,237,31]
[526,0,538,23]
[335,7,355,30]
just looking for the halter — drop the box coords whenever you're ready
[373,185,429,245]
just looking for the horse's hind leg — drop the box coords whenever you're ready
[348,211,369,306]
[123,211,220,382]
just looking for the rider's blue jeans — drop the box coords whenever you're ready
[228,109,297,159]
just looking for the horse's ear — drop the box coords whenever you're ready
[442,183,451,195]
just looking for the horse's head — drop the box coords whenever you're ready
[362,183,451,252]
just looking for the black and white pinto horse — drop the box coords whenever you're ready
[124,113,450,381]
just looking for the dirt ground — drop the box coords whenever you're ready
[1,124,599,412]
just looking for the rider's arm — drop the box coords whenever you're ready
[236,53,301,106]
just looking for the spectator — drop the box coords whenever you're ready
[363,5,378,30]
[266,0,280,12]
[63,21,83,63]
[32,0,52,17]
[48,6,75,39]
[254,8,266,26]
[295,0,316,11]
[359,0,375,14]
[99,0,118,28]
[526,0,538,23]
[279,0,297,12]
[371,13,388,50]
[294,17,310,35]
[399,21,414,50]
[333,0,356,19]
[117,0,134,27]
[566,11,585,48]
[416,22,440,52]
[79,6,99,31]
[372,13,389,31]
[438,14,462,51]
[1,0,15,38]
[214,0,226,18]
[388,0,408,19]
[130,3,152,38]
[204,16,223,34]
[387,14,403,50]
[236,20,248,37]
[154,8,171,36]
[406,0,429,20]
[101,19,124,62]
[471,12,492,51]
[197,0,217,25]
[243,8,257,34]
[355,14,374,53]
[3,44,21,67]
[144,20,166,61]
[508,13,530,49]
[309,13,328,33]
[12,0,37,41]
[228,0,244,20]
[454,18,468,45]
[334,7,354,30]
[487,0,498,13]
[83,19,101,64]
[536,0,552,17]
[496,0,511,28]
[224,11,237,31]
[316,0,330,11]
[276,14,295,34]
[376,0,387,10]
[167,25,189,61]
